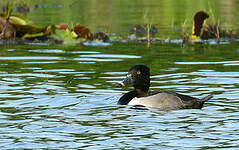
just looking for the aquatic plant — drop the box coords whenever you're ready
[0,5,110,45]
[182,10,239,43]
[74,24,93,40]
[0,5,49,40]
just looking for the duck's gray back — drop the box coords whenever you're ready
[128,92,185,110]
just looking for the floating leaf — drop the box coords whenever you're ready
[65,28,78,39]
[74,24,93,40]
[22,32,45,39]
[56,23,70,30]
[50,28,80,45]
[10,16,28,25]
[12,24,46,38]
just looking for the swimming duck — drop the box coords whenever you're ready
[190,11,237,40]
[129,24,158,37]
[117,65,213,110]
[191,11,209,40]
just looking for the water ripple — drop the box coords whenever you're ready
[1,45,239,149]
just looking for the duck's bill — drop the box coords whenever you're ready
[117,74,132,87]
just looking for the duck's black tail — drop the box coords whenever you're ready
[200,94,213,102]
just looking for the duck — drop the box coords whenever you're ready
[191,11,209,40]
[129,24,158,37]
[190,11,237,40]
[117,65,213,110]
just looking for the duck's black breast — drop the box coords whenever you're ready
[118,91,138,105]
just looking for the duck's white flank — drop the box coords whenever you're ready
[128,92,184,110]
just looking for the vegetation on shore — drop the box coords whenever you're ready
[1,2,239,46]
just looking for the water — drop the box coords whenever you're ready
[0,43,239,149]
[1,0,239,149]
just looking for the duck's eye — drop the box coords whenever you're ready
[137,71,141,75]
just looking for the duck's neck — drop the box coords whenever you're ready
[133,83,149,94]
[118,87,149,105]
[118,91,138,105]
[135,88,148,97]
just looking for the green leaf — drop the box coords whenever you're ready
[23,32,45,39]
[51,29,81,45]
[10,16,28,25]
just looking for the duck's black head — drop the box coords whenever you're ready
[118,65,150,93]
[193,11,209,37]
